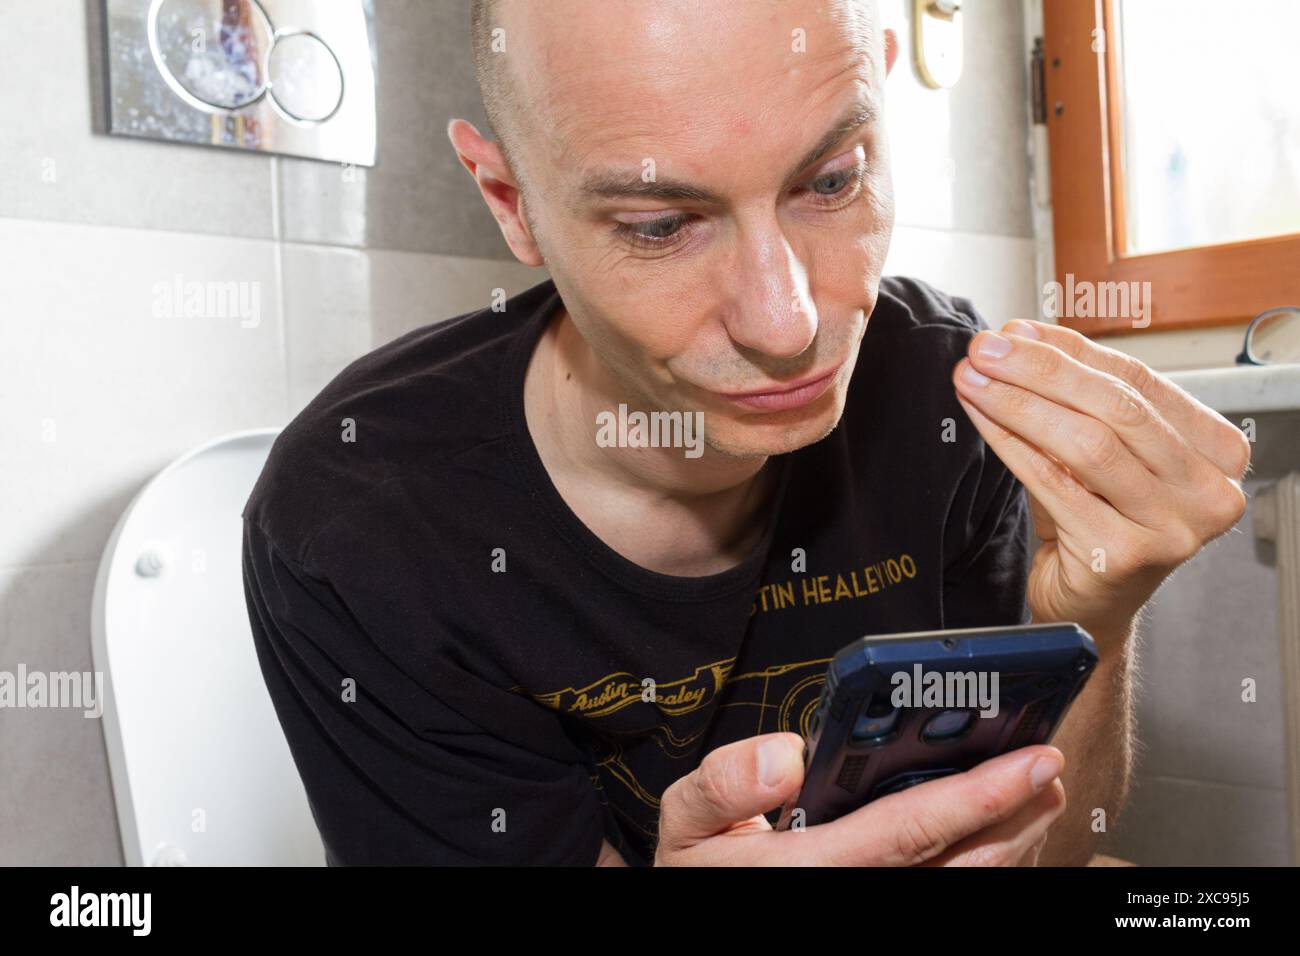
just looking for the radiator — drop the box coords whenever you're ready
[1253,472,1300,865]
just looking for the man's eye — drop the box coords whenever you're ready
[807,164,863,200]
[612,162,865,251]
[614,214,691,249]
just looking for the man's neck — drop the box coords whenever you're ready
[522,307,781,577]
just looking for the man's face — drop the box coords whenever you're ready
[511,0,896,458]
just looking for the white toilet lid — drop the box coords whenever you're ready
[92,428,324,866]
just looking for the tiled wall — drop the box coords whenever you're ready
[1099,409,1299,866]
[1103,483,1290,865]
[0,0,541,866]
[2,0,1050,865]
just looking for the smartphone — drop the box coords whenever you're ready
[774,622,1098,830]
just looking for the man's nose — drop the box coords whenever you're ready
[721,230,818,359]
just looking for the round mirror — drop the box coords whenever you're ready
[268,32,345,123]
[1238,307,1300,366]
[150,0,273,111]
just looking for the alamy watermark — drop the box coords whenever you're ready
[0,665,104,718]
[50,886,150,936]
[890,665,1000,718]
[1042,272,1152,329]
[596,403,704,459]
[151,273,261,328]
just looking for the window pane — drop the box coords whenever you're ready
[1117,0,1300,255]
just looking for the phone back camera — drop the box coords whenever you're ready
[851,697,899,743]
[921,708,975,743]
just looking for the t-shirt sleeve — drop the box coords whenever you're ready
[939,298,1035,630]
[941,449,1034,629]
[240,519,607,866]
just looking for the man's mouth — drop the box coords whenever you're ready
[713,364,843,412]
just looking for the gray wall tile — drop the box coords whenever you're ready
[0,563,124,866]
[367,247,548,346]
[0,0,275,239]
[1104,774,1290,866]
[282,242,548,413]
[1130,481,1285,791]
[281,244,373,414]
[277,0,509,257]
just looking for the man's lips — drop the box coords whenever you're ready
[713,364,843,412]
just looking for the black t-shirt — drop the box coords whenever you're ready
[240,274,1033,867]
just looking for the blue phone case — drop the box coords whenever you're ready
[775,622,1098,830]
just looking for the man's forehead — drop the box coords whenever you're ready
[507,0,884,194]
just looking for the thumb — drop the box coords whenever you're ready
[658,732,805,851]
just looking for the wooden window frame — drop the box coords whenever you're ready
[1043,0,1300,337]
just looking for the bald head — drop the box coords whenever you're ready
[471,0,884,200]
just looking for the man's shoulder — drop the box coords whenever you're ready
[243,276,558,562]
[874,275,991,342]
[850,275,994,396]
[854,276,991,390]
[839,275,997,458]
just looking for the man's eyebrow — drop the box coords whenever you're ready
[572,98,880,208]
[788,98,880,187]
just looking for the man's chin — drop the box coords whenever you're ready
[704,402,845,459]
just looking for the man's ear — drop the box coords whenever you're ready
[883,27,899,76]
[446,118,544,267]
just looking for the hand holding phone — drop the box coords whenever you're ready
[653,732,1067,866]
[651,623,1091,865]
[775,622,1096,830]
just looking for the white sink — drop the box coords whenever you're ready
[1167,364,1300,414]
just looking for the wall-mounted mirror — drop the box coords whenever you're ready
[102,0,376,166]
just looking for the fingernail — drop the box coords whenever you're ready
[1004,319,1041,340]
[1030,753,1064,790]
[976,332,1013,358]
[757,739,789,787]
[960,363,990,387]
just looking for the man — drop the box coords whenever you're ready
[241,0,1249,866]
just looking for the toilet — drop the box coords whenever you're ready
[91,428,324,866]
